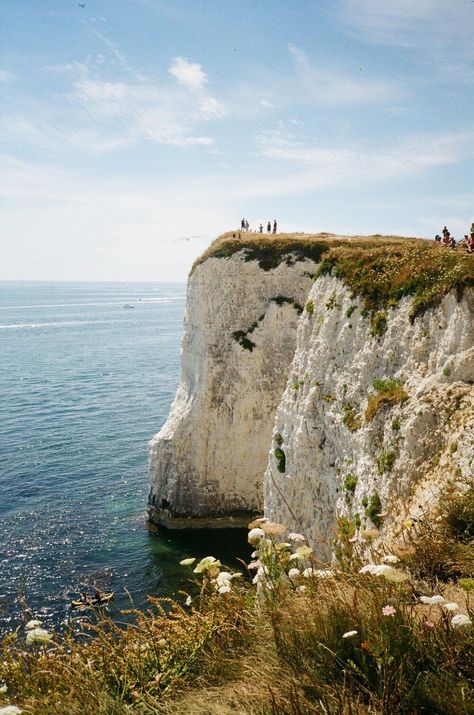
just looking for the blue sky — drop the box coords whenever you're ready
[1,0,473,280]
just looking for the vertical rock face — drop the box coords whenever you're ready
[264,278,474,554]
[148,252,317,527]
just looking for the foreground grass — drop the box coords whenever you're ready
[1,488,473,714]
[192,232,474,321]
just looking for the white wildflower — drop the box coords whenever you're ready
[382,554,399,564]
[342,630,358,639]
[443,602,459,612]
[359,564,377,574]
[179,558,196,566]
[302,567,316,578]
[287,532,306,543]
[289,553,301,562]
[25,619,42,630]
[298,585,306,592]
[26,628,52,646]
[193,556,221,574]
[419,595,446,605]
[373,565,409,582]
[0,707,22,715]
[247,560,261,570]
[251,551,258,558]
[216,572,233,588]
[218,584,232,594]
[451,614,472,629]
[288,568,300,580]
[248,528,266,546]
[0,684,6,694]
[185,595,192,606]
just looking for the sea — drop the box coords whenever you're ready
[0,282,249,632]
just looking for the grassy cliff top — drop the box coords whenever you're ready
[192,231,474,320]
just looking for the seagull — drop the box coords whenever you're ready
[174,234,205,242]
[78,3,86,7]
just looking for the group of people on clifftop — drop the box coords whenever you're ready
[434,223,474,253]
[240,218,278,234]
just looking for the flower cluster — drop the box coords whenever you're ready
[179,555,241,597]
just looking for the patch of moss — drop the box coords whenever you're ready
[365,492,383,527]
[391,417,400,432]
[354,512,361,529]
[342,404,362,432]
[377,450,397,474]
[370,310,387,337]
[326,291,339,310]
[344,474,358,495]
[274,447,286,473]
[366,378,408,421]
[305,300,314,315]
[346,305,357,318]
[274,432,283,446]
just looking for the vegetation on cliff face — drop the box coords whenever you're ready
[192,232,474,322]
[1,487,473,714]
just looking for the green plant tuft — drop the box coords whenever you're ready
[344,474,358,495]
[378,450,397,474]
[274,447,286,473]
[342,404,362,432]
[370,310,388,337]
[305,300,314,315]
[365,492,383,527]
[366,378,408,421]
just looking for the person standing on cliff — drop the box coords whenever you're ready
[267,221,271,233]
[241,218,245,230]
[273,219,277,234]
[259,223,263,233]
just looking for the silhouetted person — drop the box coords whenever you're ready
[267,221,271,233]
[259,223,263,233]
[273,219,277,234]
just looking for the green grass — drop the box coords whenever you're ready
[366,378,408,421]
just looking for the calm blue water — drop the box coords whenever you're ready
[0,282,248,632]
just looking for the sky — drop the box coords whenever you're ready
[1,0,473,281]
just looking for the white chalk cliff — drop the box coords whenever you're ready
[264,277,473,554]
[148,250,318,527]
[148,235,474,549]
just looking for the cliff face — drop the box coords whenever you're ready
[264,277,474,554]
[148,233,474,546]
[148,251,317,527]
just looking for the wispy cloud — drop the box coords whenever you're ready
[338,0,474,80]
[258,127,474,186]
[2,44,226,153]
[288,45,400,105]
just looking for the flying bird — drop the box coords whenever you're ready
[78,3,86,7]
[174,235,205,242]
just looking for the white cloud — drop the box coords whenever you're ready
[258,127,474,185]
[338,0,474,80]
[169,56,208,91]
[288,45,400,105]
